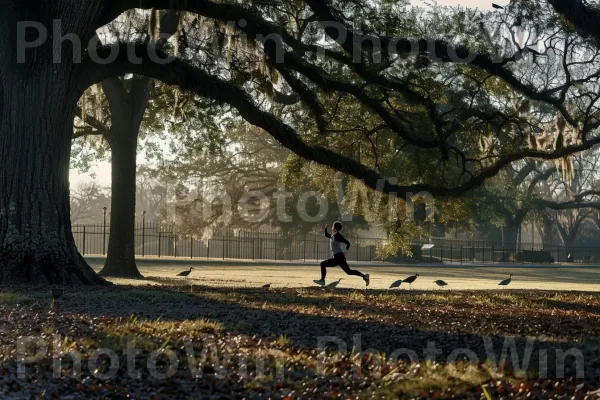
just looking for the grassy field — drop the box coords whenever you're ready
[86,259,600,291]
[2,278,600,399]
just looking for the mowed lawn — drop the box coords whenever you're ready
[87,258,600,291]
[2,278,600,398]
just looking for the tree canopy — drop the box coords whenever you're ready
[5,0,600,283]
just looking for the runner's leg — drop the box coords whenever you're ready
[336,254,365,278]
[320,257,339,280]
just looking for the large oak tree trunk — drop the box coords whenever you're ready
[537,214,558,250]
[99,132,143,278]
[0,0,105,284]
[0,73,105,284]
[98,78,151,278]
[500,208,529,259]
[503,225,520,252]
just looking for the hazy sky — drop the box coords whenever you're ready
[436,0,493,9]
[70,0,493,189]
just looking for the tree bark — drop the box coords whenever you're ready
[98,78,151,278]
[502,208,529,253]
[99,134,142,278]
[536,214,558,249]
[557,224,580,261]
[0,67,104,284]
[503,225,520,252]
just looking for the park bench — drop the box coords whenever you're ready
[514,250,554,263]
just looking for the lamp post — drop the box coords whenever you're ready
[102,207,107,255]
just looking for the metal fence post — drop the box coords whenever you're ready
[190,237,193,259]
[482,242,486,263]
[303,240,306,262]
[102,207,107,255]
[158,230,162,258]
[82,226,86,256]
[142,211,146,257]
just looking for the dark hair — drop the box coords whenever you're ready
[333,221,343,231]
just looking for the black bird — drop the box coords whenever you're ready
[177,267,194,279]
[434,280,448,288]
[389,280,402,289]
[498,274,513,287]
[492,3,504,9]
[402,274,419,289]
[262,283,271,288]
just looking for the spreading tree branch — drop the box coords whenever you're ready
[79,44,600,198]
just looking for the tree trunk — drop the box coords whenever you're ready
[0,0,107,284]
[537,214,557,250]
[503,225,520,252]
[98,78,151,278]
[98,134,143,278]
[558,229,578,262]
[0,72,105,284]
[501,208,529,257]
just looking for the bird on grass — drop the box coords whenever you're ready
[498,274,513,287]
[389,274,420,289]
[389,280,402,289]
[403,274,419,289]
[262,283,271,289]
[177,267,193,279]
[326,278,342,288]
[434,280,448,288]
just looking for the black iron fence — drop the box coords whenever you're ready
[72,223,600,264]
[72,223,383,262]
[413,238,600,264]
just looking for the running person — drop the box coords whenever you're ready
[314,222,370,286]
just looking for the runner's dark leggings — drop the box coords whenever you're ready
[321,253,365,280]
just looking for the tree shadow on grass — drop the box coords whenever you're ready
[4,285,599,380]
[17,287,600,373]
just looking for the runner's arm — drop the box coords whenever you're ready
[334,233,350,250]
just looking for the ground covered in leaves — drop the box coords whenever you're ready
[1,282,600,399]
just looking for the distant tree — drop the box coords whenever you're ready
[69,182,110,225]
